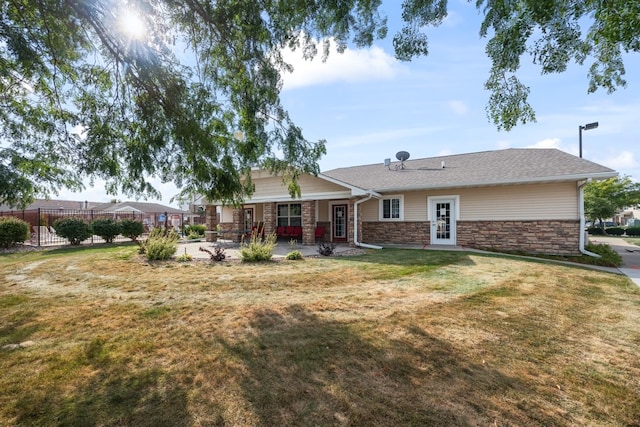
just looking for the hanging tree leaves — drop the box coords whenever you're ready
[1,0,638,207]
[0,0,386,208]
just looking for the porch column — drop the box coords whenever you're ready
[232,208,243,243]
[348,199,355,245]
[263,202,276,236]
[302,200,316,245]
[205,204,217,242]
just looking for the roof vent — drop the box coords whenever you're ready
[395,151,410,170]
[384,158,391,168]
[441,161,445,169]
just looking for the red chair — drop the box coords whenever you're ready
[284,226,294,237]
[314,226,325,241]
[277,226,285,237]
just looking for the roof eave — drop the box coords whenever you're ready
[372,171,619,193]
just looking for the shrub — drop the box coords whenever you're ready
[240,232,276,262]
[587,227,604,235]
[0,217,30,248]
[584,242,622,267]
[185,224,206,237]
[605,226,625,236]
[626,226,640,237]
[121,219,145,242]
[53,217,92,245]
[285,250,303,260]
[199,246,226,262]
[176,252,193,262]
[142,228,179,261]
[91,218,122,243]
[317,242,337,256]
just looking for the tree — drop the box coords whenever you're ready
[2,0,380,207]
[584,177,640,231]
[395,0,640,130]
[2,1,638,208]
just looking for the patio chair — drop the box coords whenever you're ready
[314,226,325,241]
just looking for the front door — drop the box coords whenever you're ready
[429,198,456,245]
[333,204,347,242]
[243,208,253,233]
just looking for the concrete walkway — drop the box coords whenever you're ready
[588,236,640,286]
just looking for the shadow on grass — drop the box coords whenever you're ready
[219,304,532,426]
[12,337,191,426]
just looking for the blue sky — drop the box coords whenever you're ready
[60,2,640,207]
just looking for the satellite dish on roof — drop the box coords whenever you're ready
[396,151,410,161]
[395,151,410,170]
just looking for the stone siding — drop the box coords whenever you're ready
[362,220,580,255]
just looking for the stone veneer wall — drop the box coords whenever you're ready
[302,200,316,245]
[263,203,276,236]
[205,205,218,242]
[361,220,580,255]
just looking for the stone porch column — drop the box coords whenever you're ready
[302,200,316,245]
[205,204,217,242]
[263,202,276,236]
[232,208,243,243]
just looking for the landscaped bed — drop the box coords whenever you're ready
[1,245,639,425]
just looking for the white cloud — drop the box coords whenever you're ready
[447,100,469,115]
[280,40,403,90]
[602,151,638,170]
[526,137,563,150]
[331,126,444,148]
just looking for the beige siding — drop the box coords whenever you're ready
[251,175,349,198]
[369,182,578,222]
[219,206,234,224]
[359,198,379,222]
[317,200,330,222]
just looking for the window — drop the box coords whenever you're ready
[277,203,302,227]
[379,196,403,221]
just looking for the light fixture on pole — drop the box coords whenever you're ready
[579,121,598,158]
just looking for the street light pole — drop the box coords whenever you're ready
[579,121,598,158]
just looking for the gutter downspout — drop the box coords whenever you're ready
[578,178,600,258]
[354,193,382,250]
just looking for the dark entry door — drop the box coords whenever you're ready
[333,205,347,242]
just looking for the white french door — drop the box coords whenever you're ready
[428,197,457,245]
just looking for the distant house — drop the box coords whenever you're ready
[0,199,188,233]
[205,148,617,255]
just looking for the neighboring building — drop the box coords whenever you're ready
[205,148,617,255]
[0,199,188,234]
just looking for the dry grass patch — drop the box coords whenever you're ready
[1,246,639,426]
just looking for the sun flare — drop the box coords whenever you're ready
[119,10,146,40]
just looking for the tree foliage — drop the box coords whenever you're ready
[396,0,640,130]
[584,177,640,228]
[1,0,638,208]
[1,0,385,207]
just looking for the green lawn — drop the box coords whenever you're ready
[1,246,639,426]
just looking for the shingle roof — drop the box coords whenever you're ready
[92,201,186,214]
[322,148,617,192]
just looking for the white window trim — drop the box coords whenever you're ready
[379,195,404,221]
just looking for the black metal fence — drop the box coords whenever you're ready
[0,208,185,247]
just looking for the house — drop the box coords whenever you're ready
[205,148,617,255]
[0,199,188,234]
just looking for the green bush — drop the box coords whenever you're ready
[91,218,122,243]
[184,224,206,237]
[605,226,625,236]
[626,226,640,236]
[53,217,93,245]
[285,250,303,260]
[142,228,179,261]
[584,242,622,267]
[240,232,276,262]
[0,217,30,248]
[121,219,145,242]
[587,227,604,235]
